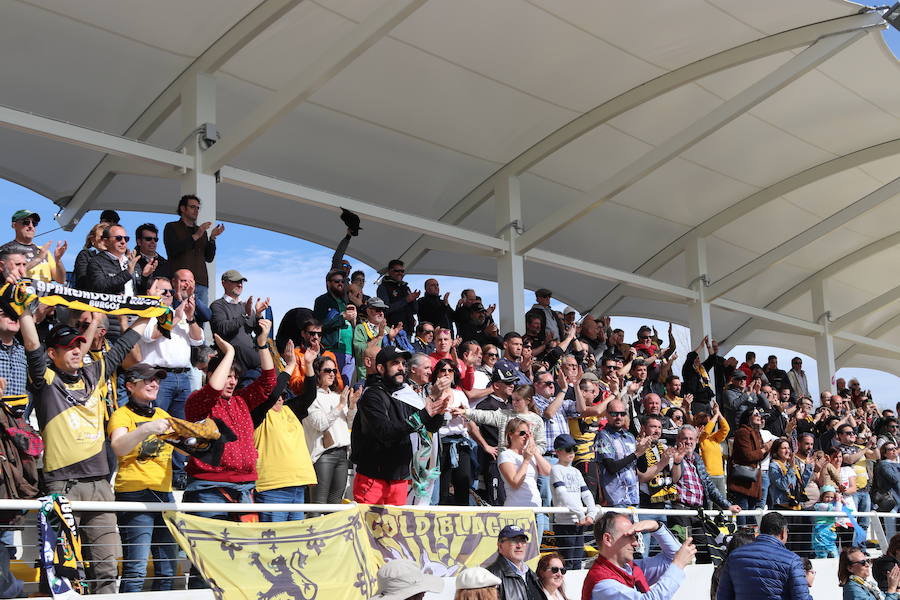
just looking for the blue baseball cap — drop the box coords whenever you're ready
[498,525,529,541]
[554,433,578,450]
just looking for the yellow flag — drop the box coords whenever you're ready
[362,505,539,573]
[163,509,379,600]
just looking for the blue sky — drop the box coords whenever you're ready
[3,18,900,408]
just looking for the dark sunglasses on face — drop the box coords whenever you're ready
[305,331,322,337]
[485,352,499,358]
[158,289,173,296]
[516,430,529,437]
[547,566,567,575]
[18,219,37,227]
[142,236,158,242]
[106,235,130,242]
[320,368,338,374]
[850,559,871,566]
[560,446,577,453]
[608,411,626,417]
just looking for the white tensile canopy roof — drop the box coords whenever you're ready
[2,0,900,384]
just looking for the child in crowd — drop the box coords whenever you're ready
[549,433,599,570]
[812,485,840,558]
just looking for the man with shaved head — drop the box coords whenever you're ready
[597,399,651,507]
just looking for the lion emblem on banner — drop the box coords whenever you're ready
[248,550,317,600]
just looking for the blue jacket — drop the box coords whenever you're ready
[716,535,811,600]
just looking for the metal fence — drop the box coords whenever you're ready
[0,499,891,594]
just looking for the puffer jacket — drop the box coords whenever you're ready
[486,555,547,600]
[715,534,811,600]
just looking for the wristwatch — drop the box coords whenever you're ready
[186,319,196,324]
[255,343,268,350]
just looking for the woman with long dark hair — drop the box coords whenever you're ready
[839,546,900,600]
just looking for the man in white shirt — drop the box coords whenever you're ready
[138,275,205,487]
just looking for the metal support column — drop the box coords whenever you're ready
[812,281,836,394]
[180,73,219,289]
[686,237,712,350]
[495,176,525,334]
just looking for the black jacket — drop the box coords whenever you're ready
[350,375,442,480]
[416,293,454,333]
[81,251,139,294]
[376,277,416,334]
[486,555,547,600]
[135,253,173,294]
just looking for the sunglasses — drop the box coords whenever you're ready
[106,235,130,242]
[608,411,626,417]
[158,289,173,296]
[485,352,499,358]
[422,329,434,334]
[885,447,897,451]
[850,559,871,566]
[839,430,855,435]
[536,380,554,386]
[559,446,577,453]
[18,218,37,227]
[391,268,406,273]
[546,566,567,575]
[320,368,338,374]
[305,331,322,337]
[516,430,529,437]
[142,236,159,242]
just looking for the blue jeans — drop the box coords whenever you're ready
[183,480,255,588]
[195,284,209,309]
[536,455,557,546]
[855,489,872,533]
[257,486,305,522]
[759,471,770,510]
[155,370,192,477]
[116,490,178,593]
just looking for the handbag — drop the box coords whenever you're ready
[731,463,760,483]
[873,488,897,512]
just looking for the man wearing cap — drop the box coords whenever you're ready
[351,346,449,504]
[597,399,649,508]
[211,269,270,384]
[353,296,389,381]
[19,304,150,594]
[314,269,357,385]
[163,194,223,308]
[472,367,518,505]
[368,559,444,600]
[487,525,546,600]
[1,210,66,283]
[529,288,563,343]
[583,513,695,600]
[723,370,769,434]
[107,364,178,593]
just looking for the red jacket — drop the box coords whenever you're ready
[185,369,276,482]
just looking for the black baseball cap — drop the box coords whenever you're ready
[46,325,86,349]
[125,364,168,383]
[491,366,518,384]
[376,346,411,365]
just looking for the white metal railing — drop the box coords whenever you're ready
[1,499,894,596]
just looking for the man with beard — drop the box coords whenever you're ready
[314,269,356,385]
[351,347,449,505]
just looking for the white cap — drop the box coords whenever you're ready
[369,559,444,600]
[455,567,502,590]
[563,305,577,315]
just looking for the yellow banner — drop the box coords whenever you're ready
[163,506,539,599]
[163,509,380,600]
[363,505,539,574]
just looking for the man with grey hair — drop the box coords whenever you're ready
[669,425,740,559]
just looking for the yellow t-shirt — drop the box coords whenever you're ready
[254,407,317,492]
[107,406,173,493]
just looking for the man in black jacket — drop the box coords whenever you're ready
[416,278,454,333]
[350,346,448,505]
[82,224,146,295]
[376,259,419,335]
[487,525,546,600]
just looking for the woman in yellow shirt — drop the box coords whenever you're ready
[695,401,730,500]
[252,341,318,521]
[108,365,177,593]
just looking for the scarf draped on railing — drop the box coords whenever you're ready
[0,278,174,337]
[37,494,88,598]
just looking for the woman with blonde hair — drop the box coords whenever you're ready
[73,222,106,287]
[454,567,500,600]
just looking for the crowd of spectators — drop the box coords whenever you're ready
[0,199,898,594]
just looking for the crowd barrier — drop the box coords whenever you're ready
[0,499,889,599]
